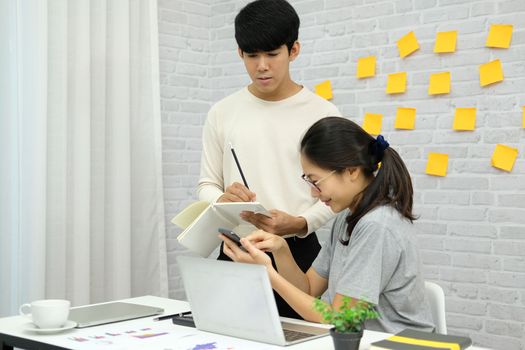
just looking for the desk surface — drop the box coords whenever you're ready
[0,295,487,350]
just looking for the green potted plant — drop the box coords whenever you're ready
[313,297,379,350]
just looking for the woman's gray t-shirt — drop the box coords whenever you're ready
[311,205,435,333]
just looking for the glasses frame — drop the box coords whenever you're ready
[301,170,336,192]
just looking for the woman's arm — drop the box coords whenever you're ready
[270,271,361,323]
[268,267,330,322]
[221,231,311,292]
[221,233,331,321]
[267,237,311,293]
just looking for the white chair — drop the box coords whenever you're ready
[424,281,447,334]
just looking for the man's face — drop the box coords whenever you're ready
[239,42,300,101]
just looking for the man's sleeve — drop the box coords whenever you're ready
[299,201,335,234]
[197,109,224,203]
[328,103,342,117]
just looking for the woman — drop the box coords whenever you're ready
[220,117,435,333]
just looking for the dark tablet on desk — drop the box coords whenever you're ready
[69,302,164,328]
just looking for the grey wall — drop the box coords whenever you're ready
[158,1,525,348]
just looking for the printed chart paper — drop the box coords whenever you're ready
[46,320,277,350]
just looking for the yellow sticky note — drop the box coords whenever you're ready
[491,144,518,172]
[397,31,419,58]
[480,59,504,87]
[453,108,476,131]
[357,56,376,78]
[386,72,407,94]
[315,80,333,100]
[434,31,457,53]
[426,153,449,177]
[395,108,416,130]
[486,24,513,48]
[363,113,383,135]
[428,72,451,95]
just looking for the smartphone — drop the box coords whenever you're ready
[171,314,195,328]
[218,228,242,247]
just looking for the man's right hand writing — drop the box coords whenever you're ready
[217,182,256,202]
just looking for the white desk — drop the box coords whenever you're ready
[0,295,488,350]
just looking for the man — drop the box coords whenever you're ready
[197,0,340,318]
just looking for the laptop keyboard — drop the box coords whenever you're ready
[283,328,316,342]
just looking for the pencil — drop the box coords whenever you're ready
[229,143,249,189]
[153,311,192,321]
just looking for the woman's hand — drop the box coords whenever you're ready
[219,230,290,271]
[245,230,288,253]
[219,234,273,269]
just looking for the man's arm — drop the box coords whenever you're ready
[239,210,307,236]
[197,110,225,203]
[298,200,335,234]
[197,109,257,203]
[239,198,335,236]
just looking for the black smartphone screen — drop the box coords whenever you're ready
[218,228,242,246]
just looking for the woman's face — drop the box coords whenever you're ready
[300,155,366,213]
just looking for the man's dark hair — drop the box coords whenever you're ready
[235,0,300,54]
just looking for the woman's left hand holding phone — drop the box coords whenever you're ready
[219,232,272,269]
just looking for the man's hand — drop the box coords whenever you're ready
[240,209,307,236]
[217,182,256,202]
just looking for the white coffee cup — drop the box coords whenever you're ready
[19,299,70,329]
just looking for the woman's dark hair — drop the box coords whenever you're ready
[235,0,299,53]
[300,117,416,245]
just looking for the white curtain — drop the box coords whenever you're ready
[0,0,168,316]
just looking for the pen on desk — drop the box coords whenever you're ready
[229,142,249,189]
[153,311,192,321]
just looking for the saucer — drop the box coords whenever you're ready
[23,320,77,333]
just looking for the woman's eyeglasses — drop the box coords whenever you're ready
[301,170,336,192]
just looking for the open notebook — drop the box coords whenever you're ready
[172,201,270,257]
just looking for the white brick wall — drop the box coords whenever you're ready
[159,1,525,348]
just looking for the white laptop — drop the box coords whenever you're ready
[176,256,330,346]
[69,302,164,328]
